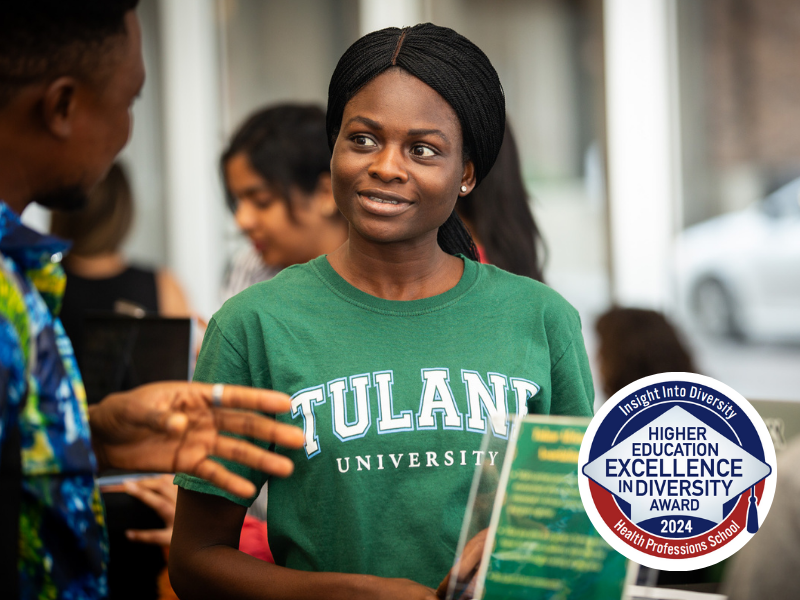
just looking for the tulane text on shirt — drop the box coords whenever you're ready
[290,368,540,458]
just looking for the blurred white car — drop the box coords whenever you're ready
[676,177,800,341]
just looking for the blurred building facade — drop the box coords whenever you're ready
[680,0,800,225]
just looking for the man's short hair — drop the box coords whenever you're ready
[0,0,140,107]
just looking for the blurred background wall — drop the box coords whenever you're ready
[22,0,800,404]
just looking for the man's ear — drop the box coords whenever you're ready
[41,77,79,139]
[460,160,477,196]
[313,173,339,218]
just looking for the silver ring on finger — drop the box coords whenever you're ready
[211,383,225,407]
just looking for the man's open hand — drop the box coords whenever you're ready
[88,382,305,498]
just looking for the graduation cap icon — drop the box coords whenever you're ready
[582,406,771,529]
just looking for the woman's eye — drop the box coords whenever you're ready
[353,135,376,147]
[240,194,275,210]
[411,145,436,158]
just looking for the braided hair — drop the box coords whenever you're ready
[326,23,506,261]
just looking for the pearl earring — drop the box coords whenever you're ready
[460,185,467,193]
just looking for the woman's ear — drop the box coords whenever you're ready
[460,160,477,196]
[312,173,339,218]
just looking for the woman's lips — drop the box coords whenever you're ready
[357,190,413,217]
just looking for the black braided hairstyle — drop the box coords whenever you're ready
[326,23,506,261]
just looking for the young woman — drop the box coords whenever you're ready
[170,24,594,599]
[220,104,349,301]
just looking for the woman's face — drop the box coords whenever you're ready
[330,69,475,248]
[225,153,334,268]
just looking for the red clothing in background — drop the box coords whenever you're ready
[239,515,274,563]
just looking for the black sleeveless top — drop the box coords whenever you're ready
[59,265,159,370]
[59,266,165,600]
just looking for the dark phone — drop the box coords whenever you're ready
[102,490,166,532]
[80,313,193,405]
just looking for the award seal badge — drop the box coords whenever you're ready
[578,372,776,570]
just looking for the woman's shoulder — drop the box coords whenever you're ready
[474,261,581,329]
[215,258,327,321]
[475,261,571,305]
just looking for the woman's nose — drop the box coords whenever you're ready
[235,200,256,232]
[368,145,408,183]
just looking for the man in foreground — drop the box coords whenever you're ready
[0,2,303,598]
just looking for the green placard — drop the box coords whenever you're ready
[476,416,627,600]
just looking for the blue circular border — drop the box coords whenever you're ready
[588,380,765,538]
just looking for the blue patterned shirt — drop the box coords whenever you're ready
[0,202,107,599]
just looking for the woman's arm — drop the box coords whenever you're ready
[169,488,439,600]
[156,268,191,317]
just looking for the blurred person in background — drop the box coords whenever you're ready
[51,162,191,599]
[595,306,696,400]
[220,103,348,302]
[456,121,546,282]
[120,104,347,587]
[51,162,190,369]
[0,3,304,599]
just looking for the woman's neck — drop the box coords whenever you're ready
[312,220,349,261]
[326,232,464,301]
[64,252,127,279]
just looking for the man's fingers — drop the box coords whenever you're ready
[191,458,259,499]
[214,410,304,449]
[212,435,296,478]
[164,412,189,435]
[199,384,292,414]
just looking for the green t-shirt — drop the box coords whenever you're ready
[176,255,593,588]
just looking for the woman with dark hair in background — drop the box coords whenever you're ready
[457,121,546,282]
[171,23,593,600]
[595,307,696,400]
[52,162,189,368]
[220,103,348,302]
[116,105,351,585]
